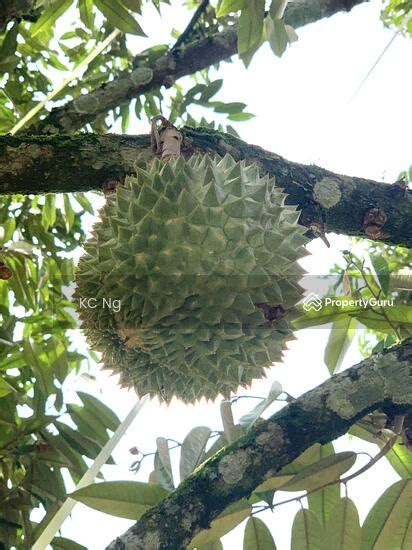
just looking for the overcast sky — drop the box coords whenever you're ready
[35,0,412,547]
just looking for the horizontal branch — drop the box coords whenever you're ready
[106,339,412,549]
[26,0,366,134]
[1,128,411,248]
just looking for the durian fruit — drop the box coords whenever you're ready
[75,154,308,402]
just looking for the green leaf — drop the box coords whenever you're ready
[355,305,412,333]
[94,0,146,35]
[7,240,36,255]
[361,479,412,549]
[154,438,174,491]
[63,194,75,232]
[23,339,55,395]
[351,424,412,478]
[121,0,142,13]
[42,194,56,230]
[282,452,357,492]
[56,421,113,463]
[239,380,282,428]
[324,317,357,375]
[77,391,120,432]
[216,0,244,17]
[69,481,168,519]
[243,517,276,549]
[306,444,340,528]
[200,80,223,102]
[188,500,252,548]
[384,441,412,478]
[370,254,390,294]
[51,536,87,550]
[322,498,361,550]
[265,16,289,57]
[0,217,16,243]
[253,474,294,493]
[179,426,211,481]
[0,378,15,398]
[30,0,72,37]
[67,403,109,446]
[197,542,223,550]
[291,509,322,550]
[238,0,265,55]
[1,24,19,58]
[78,0,95,29]
[228,112,255,121]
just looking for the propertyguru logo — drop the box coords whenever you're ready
[302,293,394,312]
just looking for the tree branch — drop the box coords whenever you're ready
[26,0,366,134]
[170,0,209,53]
[105,339,412,549]
[1,127,410,248]
[0,0,40,33]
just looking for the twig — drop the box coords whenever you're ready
[170,0,209,52]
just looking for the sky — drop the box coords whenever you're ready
[31,0,412,548]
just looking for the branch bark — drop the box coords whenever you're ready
[105,339,412,549]
[1,128,410,248]
[26,0,366,134]
[0,0,40,33]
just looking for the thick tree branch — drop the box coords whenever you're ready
[1,128,410,248]
[0,0,40,33]
[26,0,366,134]
[106,339,412,549]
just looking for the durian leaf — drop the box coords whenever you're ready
[216,0,244,17]
[243,517,276,549]
[179,426,211,481]
[253,475,294,494]
[282,452,356,492]
[220,400,238,443]
[370,254,390,294]
[324,317,357,375]
[188,500,252,548]
[77,392,121,432]
[41,194,57,230]
[291,509,322,550]
[154,438,175,491]
[30,0,71,37]
[63,194,75,232]
[94,0,145,35]
[265,16,288,57]
[351,425,412,478]
[73,192,95,215]
[361,479,412,549]
[66,403,109,446]
[51,536,87,549]
[197,542,223,550]
[321,498,361,550]
[239,380,282,428]
[69,481,168,519]
[55,421,114,464]
[306,444,340,528]
[238,0,265,56]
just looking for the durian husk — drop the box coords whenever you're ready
[74,154,308,402]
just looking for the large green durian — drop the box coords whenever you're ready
[75,154,307,402]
